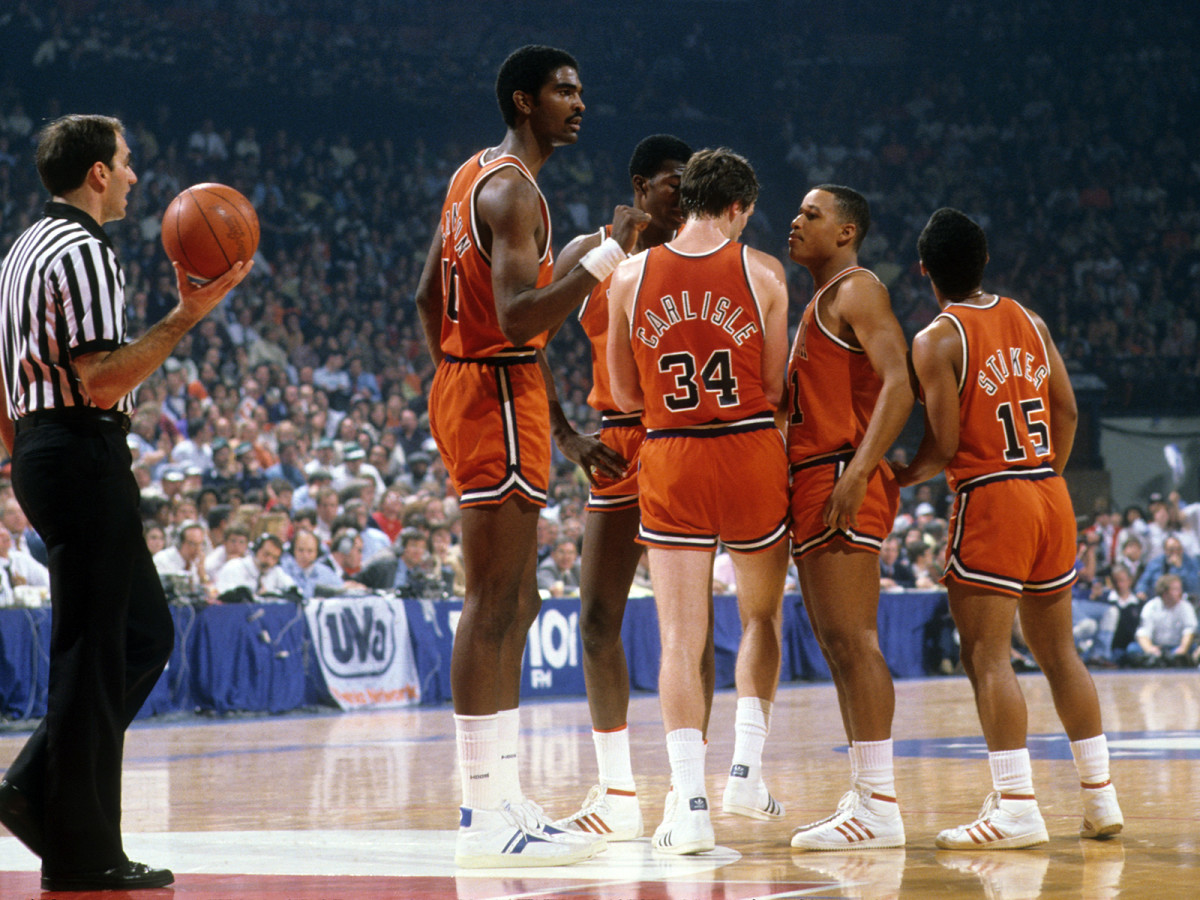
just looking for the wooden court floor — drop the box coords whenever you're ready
[1,670,1198,898]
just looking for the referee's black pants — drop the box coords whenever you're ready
[6,418,174,876]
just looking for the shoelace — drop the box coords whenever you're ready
[970,791,1002,824]
[577,784,605,811]
[498,801,537,836]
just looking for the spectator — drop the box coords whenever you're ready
[1101,564,1144,666]
[1126,574,1197,667]
[537,539,581,597]
[1135,535,1200,601]
[1113,535,1147,590]
[905,539,940,590]
[535,515,561,564]
[312,487,342,546]
[360,527,452,598]
[214,534,297,600]
[152,521,210,596]
[879,536,917,590]
[311,527,367,596]
[369,487,406,544]
[292,467,333,515]
[143,525,167,557]
[395,408,430,462]
[204,523,250,582]
[264,440,307,489]
[280,529,339,601]
[0,526,49,606]
[430,523,466,597]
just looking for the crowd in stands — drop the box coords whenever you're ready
[1,3,1198,640]
[1069,491,1200,668]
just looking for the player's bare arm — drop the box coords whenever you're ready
[606,255,645,414]
[555,231,602,276]
[485,170,648,345]
[1032,313,1078,475]
[823,276,914,529]
[537,348,627,485]
[541,231,629,481]
[74,260,251,410]
[414,226,445,365]
[745,249,789,408]
[894,319,961,487]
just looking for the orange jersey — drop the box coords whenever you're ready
[935,295,1056,491]
[576,226,624,413]
[786,266,883,462]
[436,150,553,358]
[628,240,773,430]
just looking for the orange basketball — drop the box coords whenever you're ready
[161,183,259,281]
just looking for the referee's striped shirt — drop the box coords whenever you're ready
[0,201,133,417]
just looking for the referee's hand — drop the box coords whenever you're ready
[172,260,254,321]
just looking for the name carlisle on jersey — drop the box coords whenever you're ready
[976,346,1049,396]
[634,290,760,349]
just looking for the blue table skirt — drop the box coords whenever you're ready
[0,591,948,720]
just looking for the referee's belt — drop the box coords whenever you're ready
[15,407,131,435]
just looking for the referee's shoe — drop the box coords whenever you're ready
[42,861,174,892]
[0,780,42,857]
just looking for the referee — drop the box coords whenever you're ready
[0,114,250,891]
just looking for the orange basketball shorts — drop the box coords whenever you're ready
[637,423,789,553]
[428,351,550,508]
[790,449,899,560]
[944,468,1077,597]
[586,412,644,513]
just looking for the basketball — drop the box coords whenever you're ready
[161,183,259,281]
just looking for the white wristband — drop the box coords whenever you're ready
[579,236,626,281]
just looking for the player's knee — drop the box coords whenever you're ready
[817,628,877,666]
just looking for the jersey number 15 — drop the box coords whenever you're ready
[996,398,1050,462]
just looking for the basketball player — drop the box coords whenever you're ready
[414,44,648,868]
[895,207,1123,848]
[544,135,731,842]
[785,185,914,851]
[608,148,791,854]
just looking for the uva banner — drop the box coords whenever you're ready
[306,595,421,709]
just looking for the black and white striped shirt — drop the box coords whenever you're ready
[0,201,133,416]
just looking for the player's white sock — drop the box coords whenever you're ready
[455,713,500,810]
[1070,734,1112,786]
[666,728,707,800]
[853,738,897,798]
[730,697,770,775]
[594,725,636,791]
[989,748,1035,797]
[496,707,523,804]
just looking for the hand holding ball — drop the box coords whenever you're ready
[161,183,259,281]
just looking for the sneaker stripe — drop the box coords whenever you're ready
[850,818,875,840]
[1081,779,1112,790]
[606,788,637,798]
[574,816,596,834]
[583,814,612,834]
[999,792,1036,801]
[834,819,874,842]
